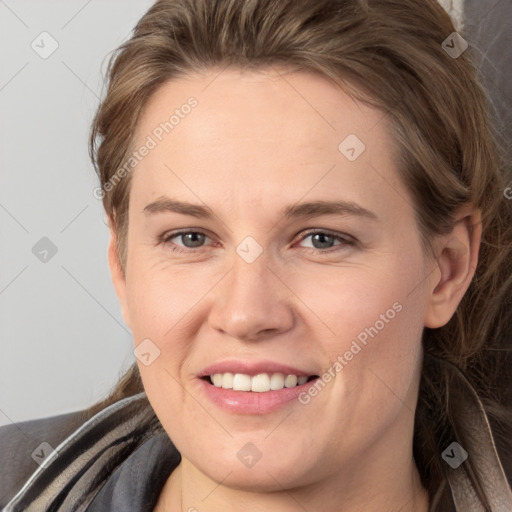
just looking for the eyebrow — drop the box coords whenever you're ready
[143,196,378,221]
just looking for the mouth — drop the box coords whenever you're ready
[201,372,319,392]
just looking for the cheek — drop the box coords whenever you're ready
[125,257,202,342]
[307,256,427,453]
[290,246,424,375]
[125,263,200,414]
[124,256,228,406]
[290,252,425,355]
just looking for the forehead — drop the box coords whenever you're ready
[129,67,406,219]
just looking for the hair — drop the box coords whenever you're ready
[88,0,512,508]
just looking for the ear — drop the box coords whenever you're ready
[107,222,132,330]
[424,206,482,328]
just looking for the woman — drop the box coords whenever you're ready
[2,0,512,510]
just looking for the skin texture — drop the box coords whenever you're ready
[107,67,481,512]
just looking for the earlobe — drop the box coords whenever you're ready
[107,227,132,330]
[424,209,482,328]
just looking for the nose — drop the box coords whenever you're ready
[208,250,296,343]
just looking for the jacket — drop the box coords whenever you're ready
[0,393,180,511]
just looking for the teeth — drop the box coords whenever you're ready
[211,373,223,387]
[284,375,297,388]
[221,372,234,389]
[251,373,270,392]
[232,373,251,391]
[270,372,285,390]
[209,372,312,392]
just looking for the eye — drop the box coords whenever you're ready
[158,228,356,254]
[159,229,213,252]
[295,229,356,253]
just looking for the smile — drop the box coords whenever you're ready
[205,372,319,392]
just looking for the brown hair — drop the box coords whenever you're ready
[88,0,512,507]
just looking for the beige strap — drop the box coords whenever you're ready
[445,363,512,511]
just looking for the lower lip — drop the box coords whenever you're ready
[197,377,316,414]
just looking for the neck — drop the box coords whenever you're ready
[154,448,430,512]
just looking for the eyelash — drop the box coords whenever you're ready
[158,228,357,255]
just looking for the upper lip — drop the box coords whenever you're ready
[198,359,318,378]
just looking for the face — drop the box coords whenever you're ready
[111,67,438,491]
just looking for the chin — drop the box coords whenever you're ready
[202,458,314,492]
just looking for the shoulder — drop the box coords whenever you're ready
[0,409,88,507]
[1,393,170,511]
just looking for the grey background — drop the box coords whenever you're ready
[1,0,510,427]
[0,0,154,427]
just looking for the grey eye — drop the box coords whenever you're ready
[174,232,208,248]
